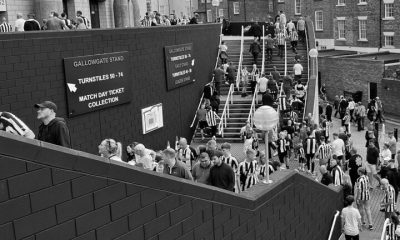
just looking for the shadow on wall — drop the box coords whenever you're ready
[0,131,343,240]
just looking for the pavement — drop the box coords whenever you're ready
[192,114,400,240]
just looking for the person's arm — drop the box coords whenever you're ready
[57,122,71,148]
[184,167,194,181]
[23,129,35,139]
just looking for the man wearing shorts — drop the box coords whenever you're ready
[366,139,381,188]
[355,167,373,230]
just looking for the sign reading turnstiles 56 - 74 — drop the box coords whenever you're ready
[63,52,131,117]
[164,43,195,91]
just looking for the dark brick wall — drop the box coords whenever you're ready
[0,131,343,240]
[0,24,221,154]
[319,56,384,106]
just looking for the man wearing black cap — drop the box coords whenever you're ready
[35,101,71,147]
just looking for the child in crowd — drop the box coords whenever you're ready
[239,148,259,192]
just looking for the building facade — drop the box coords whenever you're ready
[138,0,198,19]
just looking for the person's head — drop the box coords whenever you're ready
[35,101,57,122]
[252,64,257,69]
[207,139,217,151]
[333,132,338,139]
[246,148,256,162]
[280,10,283,14]
[98,138,121,158]
[221,41,225,45]
[1,17,6,23]
[273,66,277,71]
[287,119,293,126]
[210,150,223,166]
[245,120,251,128]
[391,213,400,226]
[198,145,207,154]
[297,80,301,85]
[358,166,367,176]
[76,10,82,17]
[320,136,325,143]
[221,142,231,156]
[198,152,211,168]
[16,13,23,19]
[162,148,176,166]
[179,137,188,149]
[384,142,390,150]
[389,131,394,138]
[331,159,337,167]
[61,13,67,19]
[27,13,36,19]
[350,148,357,156]
[53,12,59,18]
[389,159,396,168]
[134,144,146,157]
[319,165,327,174]
[344,195,355,207]
[267,34,271,38]
[381,178,390,190]
[369,139,376,148]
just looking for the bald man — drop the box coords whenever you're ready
[15,13,25,32]
[177,137,197,170]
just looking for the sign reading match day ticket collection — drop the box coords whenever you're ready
[63,52,131,117]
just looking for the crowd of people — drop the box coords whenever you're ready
[0,11,90,32]
[140,11,199,27]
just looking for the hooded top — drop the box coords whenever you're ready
[37,117,71,148]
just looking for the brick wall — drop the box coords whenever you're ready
[319,56,384,106]
[0,24,221,154]
[0,132,344,240]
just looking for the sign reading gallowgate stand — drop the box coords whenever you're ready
[63,52,131,117]
[164,43,195,91]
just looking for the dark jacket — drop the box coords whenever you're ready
[208,162,235,191]
[249,42,261,54]
[250,24,262,37]
[37,117,71,147]
[326,104,333,116]
[321,173,333,186]
[366,146,379,165]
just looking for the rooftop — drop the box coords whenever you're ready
[331,51,400,64]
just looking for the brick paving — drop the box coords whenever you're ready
[192,114,400,240]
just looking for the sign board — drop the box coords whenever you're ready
[0,0,7,11]
[63,52,131,117]
[141,103,164,134]
[164,43,195,91]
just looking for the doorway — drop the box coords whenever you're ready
[89,0,100,28]
[369,82,377,100]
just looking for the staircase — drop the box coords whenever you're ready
[192,37,308,143]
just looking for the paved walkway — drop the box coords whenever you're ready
[192,115,400,240]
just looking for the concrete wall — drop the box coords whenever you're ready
[0,24,221,154]
[0,132,343,240]
[381,78,400,118]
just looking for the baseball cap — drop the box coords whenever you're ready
[34,101,57,112]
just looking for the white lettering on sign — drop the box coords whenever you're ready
[109,56,124,62]
[108,87,124,95]
[78,74,110,84]
[79,93,98,102]
[168,45,192,54]
[73,57,109,68]
[88,97,119,108]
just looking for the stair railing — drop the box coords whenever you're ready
[190,25,223,129]
[261,25,265,75]
[235,26,244,91]
[327,210,340,240]
[380,218,391,240]
[284,34,287,76]
[247,84,259,127]
[218,83,234,137]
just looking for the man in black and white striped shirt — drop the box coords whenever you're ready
[0,17,12,32]
[316,136,332,166]
[355,167,373,230]
[76,11,90,28]
[304,131,317,173]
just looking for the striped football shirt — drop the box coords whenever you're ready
[356,175,370,201]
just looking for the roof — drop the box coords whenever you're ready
[318,49,358,57]
[337,51,400,63]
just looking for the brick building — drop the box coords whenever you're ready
[333,0,400,52]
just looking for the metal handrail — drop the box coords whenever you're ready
[247,84,259,127]
[302,20,310,121]
[284,36,288,76]
[235,26,244,91]
[381,218,391,240]
[327,210,340,240]
[190,24,223,128]
[262,25,265,75]
[218,84,234,137]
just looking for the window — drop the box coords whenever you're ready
[384,32,394,47]
[207,9,212,22]
[358,19,367,40]
[269,0,273,11]
[358,0,367,4]
[219,9,224,17]
[315,11,323,30]
[337,19,345,39]
[337,0,345,6]
[206,0,211,3]
[295,0,301,15]
[146,0,151,12]
[233,2,240,15]
[385,4,394,18]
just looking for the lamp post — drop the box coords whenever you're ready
[308,48,319,126]
[253,106,279,184]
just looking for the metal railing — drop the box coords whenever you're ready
[235,26,244,91]
[302,20,311,121]
[247,84,259,127]
[327,210,340,240]
[218,84,234,137]
[261,25,265,75]
[190,25,223,129]
[381,218,391,240]
[284,37,288,76]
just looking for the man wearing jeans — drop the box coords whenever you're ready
[355,167,373,230]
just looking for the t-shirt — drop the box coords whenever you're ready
[258,77,268,92]
[15,18,26,31]
[332,138,345,156]
[341,207,361,236]
[293,63,303,75]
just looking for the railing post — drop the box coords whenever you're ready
[284,41,287,76]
